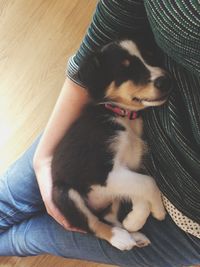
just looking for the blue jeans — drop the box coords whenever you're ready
[0,136,199,267]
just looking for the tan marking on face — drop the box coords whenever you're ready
[106,81,143,110]
[122,59,130,67]
[105,81,167,110]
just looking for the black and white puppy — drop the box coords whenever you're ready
[52,39,171,251]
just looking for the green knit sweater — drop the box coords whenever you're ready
[67,0,200,224]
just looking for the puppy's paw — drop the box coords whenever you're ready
[131,232,151,247]
[153,208,166,221]
[150,192,166,221]
[110,227,137,251]
[122,215,147,232]
[151,202,166,221]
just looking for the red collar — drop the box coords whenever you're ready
[104,103,140,120]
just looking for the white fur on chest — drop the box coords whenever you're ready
[110,117,146,171]
[87,117,147,210]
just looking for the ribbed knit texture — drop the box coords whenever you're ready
[67,0,200,224]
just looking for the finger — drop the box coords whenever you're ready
[47,203,86,233]
[59,218,86,233]
[68,227,87,233]
[47,204,71,228]
[50,210,86,233]
[61,219,71,229]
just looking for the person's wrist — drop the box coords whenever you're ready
[33,153,52,172]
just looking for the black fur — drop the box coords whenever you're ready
[52,104,124,192]
[52,104,125,230]
[78,41,153,101]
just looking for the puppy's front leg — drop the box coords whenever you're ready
[122,200,150,232]
[107,166,166,230]
[103,198,150,233]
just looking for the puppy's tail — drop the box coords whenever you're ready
[52,184,91,232]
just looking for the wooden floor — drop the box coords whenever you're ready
[0,0,115,266]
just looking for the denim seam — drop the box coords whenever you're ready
[0,167,42,223]
[0,204,38,223]
[96,239,118,266]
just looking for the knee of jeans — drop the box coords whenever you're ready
[0,201,45,234]
[9,220,40,256]
[0,169,44,232]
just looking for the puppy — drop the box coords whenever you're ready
[52,39,171,251]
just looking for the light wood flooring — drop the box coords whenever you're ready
[0,0,116,266]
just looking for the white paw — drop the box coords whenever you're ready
[150,192,166,221]
[131,232,151,247]
[152,207,166,221]
[122,216,147,232]
[110,227,137,251]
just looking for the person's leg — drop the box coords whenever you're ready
[0,134,44,233]
[0,213,199,267]
[0,136,199,266]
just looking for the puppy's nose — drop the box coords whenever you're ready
[154,75,172,92]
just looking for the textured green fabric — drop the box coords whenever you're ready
[145,0,200,76]
[67,0,200,224]
[143,0,200,224]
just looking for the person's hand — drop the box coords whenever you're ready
[34,157,85,232]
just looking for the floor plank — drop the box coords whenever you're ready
[0,255,115,267]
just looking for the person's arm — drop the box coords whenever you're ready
[33,78,89,229]
[33,78,88,164]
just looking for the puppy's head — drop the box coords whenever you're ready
[78,40,172,111]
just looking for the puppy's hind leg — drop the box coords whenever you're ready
[103,199,151,247]
[68,189,138,251]
[103,199,122,227]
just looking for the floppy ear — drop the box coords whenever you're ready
[77,52,106,99]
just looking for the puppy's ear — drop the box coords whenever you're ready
[77,52,105,95]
